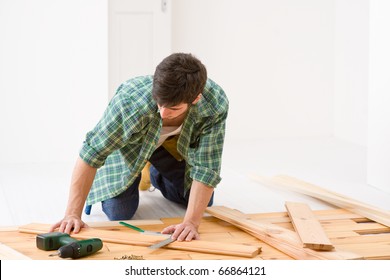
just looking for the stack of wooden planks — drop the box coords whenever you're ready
[0,175,389,260]
[251,174,390,227]
[18,222,260,258]
[206,206,361,259]
[0,208,388,259]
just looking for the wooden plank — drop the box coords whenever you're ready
[86,219,164,228]
[0,242,31,260]
[104,243,193,260]
[0,208,388,259]
[18,223,261,258]
[0,226,20,232]
[252,175,390,227]
[336,242,390,260]
[285,202,334,251]
[206,206,362,260]
[0,230,266,261]
[322,222,390,233]
[331,233,390,245]
[246,209,363,223]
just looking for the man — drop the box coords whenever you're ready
[50,53,229,242]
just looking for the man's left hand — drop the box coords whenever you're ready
[161,221,200,241]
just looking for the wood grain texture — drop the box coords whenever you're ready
[206,206,361,260]
[0,242,32,260]
[285,202,334,250]
[18,223,261,258]
[252,174,390,227]
[1,207,390,260]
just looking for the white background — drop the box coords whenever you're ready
[0,1,389,190]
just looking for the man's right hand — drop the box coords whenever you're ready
[49,215,88,234]
[51,157,96,234]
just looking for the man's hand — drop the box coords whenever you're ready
[161,180,214,242]
[50,215,88,234]
[50,157,96,234]
[161,221,200,241]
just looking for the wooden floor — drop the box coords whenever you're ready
[1,208,389,260]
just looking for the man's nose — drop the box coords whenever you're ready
[159,107,169,118]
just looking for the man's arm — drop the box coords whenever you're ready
[50,157,97,234]
[161,180,214,241]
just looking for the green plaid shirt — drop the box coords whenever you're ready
[80,76,228,206]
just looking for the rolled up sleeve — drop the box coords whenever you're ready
[79,140,108,168]
[189,110,228,188]
[79,93,137,169]
[190,165,221,188]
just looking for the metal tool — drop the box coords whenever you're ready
[36,232,103,259]
[119,221,170,236]
[48,238,103,259]
[118,221,174,249]
[148,236,175,249]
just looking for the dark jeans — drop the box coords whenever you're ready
[91,146,214,220]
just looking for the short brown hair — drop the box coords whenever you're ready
[152,53,207,107]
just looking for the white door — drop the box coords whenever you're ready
[109,0,171,99]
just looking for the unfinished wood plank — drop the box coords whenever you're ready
[0,242,32,260]
[86,219,164,228]
[0,226,20,232]
[331,233,390,245]
[322,222,390,233]
[336,242,390,260]
[18,223,260,258]
[246,208,363,223]
[1,208,388,259]
[251,175,390,227]
[326,230,361,239]
[285,202,334,251]
[206,206,362,260]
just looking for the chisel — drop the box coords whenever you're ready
[119,221,170,236]
[148,236,175,249]
[118,221,174,249]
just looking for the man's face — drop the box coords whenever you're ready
[157,103,189,120]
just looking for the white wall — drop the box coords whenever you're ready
[334,0,369,147]
[367,0,390,193]
[0,0,378,168]
[172,0,335,141]
[0,0,108,164]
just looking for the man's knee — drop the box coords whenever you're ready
[101,177,141,221]
[102,194,139,221]
[102,206,137,221]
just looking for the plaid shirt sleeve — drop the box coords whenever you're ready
[180,79,229,189]
[189,110,228,188]
[79,91,140,168]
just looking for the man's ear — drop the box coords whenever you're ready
[192,94,202,105]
